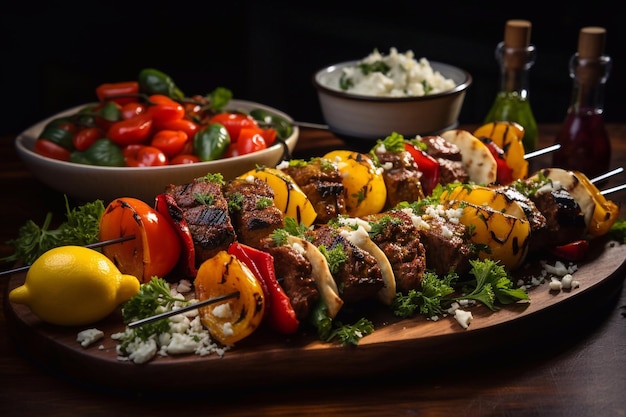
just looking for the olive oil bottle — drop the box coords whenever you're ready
[484,19,538,152]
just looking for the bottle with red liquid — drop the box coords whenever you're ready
[552,27,612,178]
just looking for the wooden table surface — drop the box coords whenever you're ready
[1,124,626,417]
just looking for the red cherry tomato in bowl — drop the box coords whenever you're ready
[123,144,168,167]
[151,130,188,158]
[209,112,258,142]
[237,128,267,155]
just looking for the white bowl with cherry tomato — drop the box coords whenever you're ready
[15,99,298,204]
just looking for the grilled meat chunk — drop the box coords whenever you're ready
[166,177,235,265]
[420,135,469,185]
[528,187,587,250]
[279,158,347,224]
[374,148,425,209]
[306,224,384,304]
[408,204,473,276]
[363,209,427,293]
[224,177,284,249]
[260,237,319,321]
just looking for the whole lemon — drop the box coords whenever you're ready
[9,246,140,326]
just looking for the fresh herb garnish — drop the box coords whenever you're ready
[1,196,105,265]
[119,277,190,345]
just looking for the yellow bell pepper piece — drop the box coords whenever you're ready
[440,184,527,221]
[449,200,531,271]
[323,150,387,217]
[238,167,317,227]
[474,121,528,181]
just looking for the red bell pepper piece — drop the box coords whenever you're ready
[403,142,440,196]
[478,137,514,185]
[154,193,197,277]
[228,242,300,334]
[550,239,590,262]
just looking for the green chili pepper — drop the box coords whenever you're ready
[193,123,230,161]
[249,108,293,140]
[138,68,184,100]
[38,119,75,150]
[70,139,125,167]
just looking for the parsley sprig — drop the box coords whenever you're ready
[393,259,529,319]
[120,277,190,345]
[1,196,105,265]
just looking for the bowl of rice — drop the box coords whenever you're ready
[313,48,472,140]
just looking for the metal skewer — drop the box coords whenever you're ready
[601,183,626,196]
[590,167,624,184]
[0,235,136,277]
[127,291,240,329]
[524,144,561,159]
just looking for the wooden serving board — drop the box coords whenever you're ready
[4,240,626,393]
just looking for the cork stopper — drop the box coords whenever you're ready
[504,20,531,48]
[578,26,606,60]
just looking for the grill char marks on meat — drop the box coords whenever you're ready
[413,205,473,276]
[527,187,587,251]
[259,237,319,321]
[165,178,235,265]
[280,158,347,224]
[374,147,425,209]
[420,135,469,185]
[224,177,284,249]
[363,209,427,293]
[306,224,384,304]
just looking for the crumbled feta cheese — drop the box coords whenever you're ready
[112,281,230,364]
[454,309,473,329]
[212,303,233,319]
[340,48,455,97]
[549,277,563,291]
[76,328,104,348]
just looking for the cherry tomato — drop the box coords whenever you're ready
[99,197,182,282]
[123,144,168,167]
[209,112,258,142]
[260,127,277,147]
[95,81,140,105]
[72,127,103,151]
[147,94,185,125]
[120,102,147,120]
[107,113,153,146]
[237,128,267,155]
[151,129,188,158]
[224,143,239,158]
[34,139,72,161]
[157,118,200,139]
[170,154,201,164]
[550,239,590,262]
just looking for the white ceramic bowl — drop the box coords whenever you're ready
[15,100,299,204]
[313,60,472,140]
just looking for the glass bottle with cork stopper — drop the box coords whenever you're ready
[483,19,539,152]
[551,27,612,179]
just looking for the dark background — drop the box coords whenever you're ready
[1,1,623,137]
